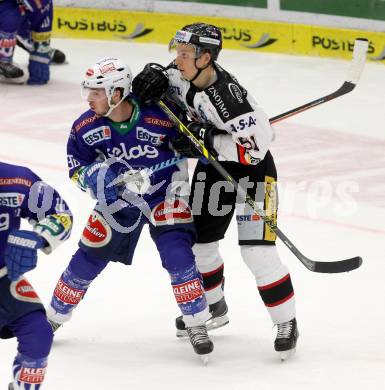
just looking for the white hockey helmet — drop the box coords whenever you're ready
[81,57,132,116]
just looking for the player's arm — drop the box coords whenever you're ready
[214,104,274,165]
[67,124,118,203]
[5,170,73,281]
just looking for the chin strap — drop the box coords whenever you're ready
[189,57,213,83]
[103,95,126,117]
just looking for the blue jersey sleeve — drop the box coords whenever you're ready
[67,112,100,191]
[0,163,72,260]
[19,168,73,254]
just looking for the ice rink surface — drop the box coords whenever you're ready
[1,38,384,389]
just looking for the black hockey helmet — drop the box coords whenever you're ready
[169,22,222,61]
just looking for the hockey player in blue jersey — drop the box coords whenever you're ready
[0,0,60,84]
[0,162,73,390]
[46,57,214,360]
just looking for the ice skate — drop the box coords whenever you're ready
[274,318,299,361]
[186,324,213,363]
[48,319,62,333]
[50,48,66,64]
[8,383,14,390]
[0,61,24,84]
[176,297,229,337]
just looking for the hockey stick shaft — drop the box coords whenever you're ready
[158,100,362,273]
[269,38,368,124]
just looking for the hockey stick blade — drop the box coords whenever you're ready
[159,101,363,274]
[270,38,368,124]
[313,256,363,273]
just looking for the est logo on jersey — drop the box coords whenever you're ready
[82,126,111,146]
[0,193,25,207]
[136,127,166,146]
[236,214,261,222]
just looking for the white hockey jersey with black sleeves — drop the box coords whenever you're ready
[166,62,274,165]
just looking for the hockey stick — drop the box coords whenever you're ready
[114,39,368,185]
[269,38,368,124]
[137,39,369,177]
[158,100,362,273]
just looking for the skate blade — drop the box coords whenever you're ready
[200,355,210,365]
[206,314,229,331]
[0,75,25,85]
[279,348,296,361]
[176,329,188,338]
[176,315,229,338]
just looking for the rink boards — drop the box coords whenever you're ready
[52,7,385,62]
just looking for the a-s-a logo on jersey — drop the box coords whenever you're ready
[82,126,111,146]
[0,193,25,207]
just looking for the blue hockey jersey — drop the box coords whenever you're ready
[67,96,187,206]
[0,161,72,269]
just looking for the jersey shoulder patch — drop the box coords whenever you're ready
[73,110,100,133]
[205,65,253,123]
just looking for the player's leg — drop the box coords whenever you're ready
[150,197,213,358]
[1,275,52,389]
[16,1,66,65]
[154,229,213,357]
[47,208,145,329]
[8,311,53,390]
[46,248,109,329]
[0,1,24,81]
[181,160,239,333]
[236,152,298,359]
[23,0,53,84]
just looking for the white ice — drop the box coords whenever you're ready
[0,38,384,390]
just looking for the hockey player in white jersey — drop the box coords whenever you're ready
[132,22,298,360]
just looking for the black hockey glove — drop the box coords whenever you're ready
[171,122,222,158]
[171,134,202,158]
[132,63,169,104]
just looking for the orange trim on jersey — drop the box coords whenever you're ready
[236,144,250,165]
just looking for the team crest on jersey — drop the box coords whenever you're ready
[81,210,112,248]
[228,83,244,103]
[10,279,41,303]
[136,127,166,146]
[151,199,193,226]
[0,192,25,207]
[82,126,112,146]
